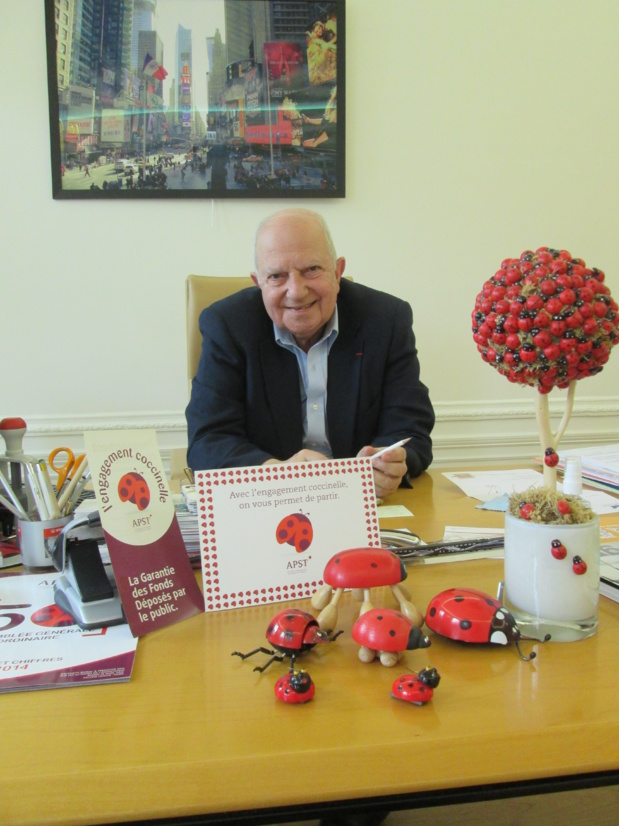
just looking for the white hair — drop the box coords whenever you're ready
[253,208,337,271]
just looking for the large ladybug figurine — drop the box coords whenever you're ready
[425,588,550,661]
[232,608,342,673]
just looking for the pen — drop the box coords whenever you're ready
[24,461,51,520]
[64,470,91,515]
[0,491,30,522]
[58,456,89,513]
[381,532,504,560]
[0,467,30,520]
[371,438,411,464]
[36,460,62,519]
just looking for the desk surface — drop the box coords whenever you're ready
[3,467,619,826]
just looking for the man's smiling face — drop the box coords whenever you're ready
[252,210,344,352]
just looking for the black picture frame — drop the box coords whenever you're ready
[45,0,345,200]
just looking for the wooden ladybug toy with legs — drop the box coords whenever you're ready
[311,547,424,632]
[425,588,550,661]
[351,607,431,667]
[231,608,342,673]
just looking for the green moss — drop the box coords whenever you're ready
[508,485,596,525]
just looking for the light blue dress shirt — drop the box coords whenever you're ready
[274,307,339,458]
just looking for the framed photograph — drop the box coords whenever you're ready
[45,0,345,200]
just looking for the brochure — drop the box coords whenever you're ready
[0,572,137,692]
[84,430,204,636]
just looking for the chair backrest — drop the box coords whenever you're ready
[186,273,352,396]
[186,275,254,394]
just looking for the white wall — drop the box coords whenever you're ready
[3,0,619,468]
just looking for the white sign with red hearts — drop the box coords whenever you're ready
[195,458,381,612]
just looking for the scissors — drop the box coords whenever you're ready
[48,447,86,493]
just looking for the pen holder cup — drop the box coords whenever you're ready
[17,516,71,572]
[503,512,600,642]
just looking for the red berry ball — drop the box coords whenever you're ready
[557,500,572,515]
[472,250,618,393]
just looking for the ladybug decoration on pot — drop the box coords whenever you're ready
[425,588,550,661]
[231,608,342,673]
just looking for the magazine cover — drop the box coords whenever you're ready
[0,572,137,692]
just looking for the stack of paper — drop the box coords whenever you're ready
[173,494,200,567]
[559,445,619,493]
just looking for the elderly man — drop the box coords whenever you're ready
[186,208,434,499]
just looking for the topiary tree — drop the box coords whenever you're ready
[472,247,619,490]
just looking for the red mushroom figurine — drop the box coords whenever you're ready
[351,608,431,667]
[311,547,423,632]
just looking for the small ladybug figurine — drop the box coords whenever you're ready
[551,539,568,559]
[425,588,549,661]
[391,667,441,706]
[274,669,315,704]
[572,555,588,575]
[544,447,559,467]
[231,608,342,673]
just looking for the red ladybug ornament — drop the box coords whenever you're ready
[551,540,567,560]
[544,447,559,467]
[231,608,342,673]
[311,547,422,630]
[351,608,430,667]
[520,503,535,520]
[274,669,315,704]
[391,668,441,705]
[572,555,588,575]
[425,588,549,660]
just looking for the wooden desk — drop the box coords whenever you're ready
[3,468,619,826]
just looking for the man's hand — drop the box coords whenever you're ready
[357,445,407,500]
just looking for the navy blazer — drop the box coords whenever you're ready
[186,279,434,477]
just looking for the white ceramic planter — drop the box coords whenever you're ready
[503,511,600,642]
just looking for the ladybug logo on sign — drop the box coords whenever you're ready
[275,513,313,553]
[118,472,151,511]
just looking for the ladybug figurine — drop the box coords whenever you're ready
[351,607,431,667]
[425,588,550,661]
[274,669,315,704]
[231,608,342,673]
[391,667,441,705]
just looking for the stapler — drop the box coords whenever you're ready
[51,511,126,630]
